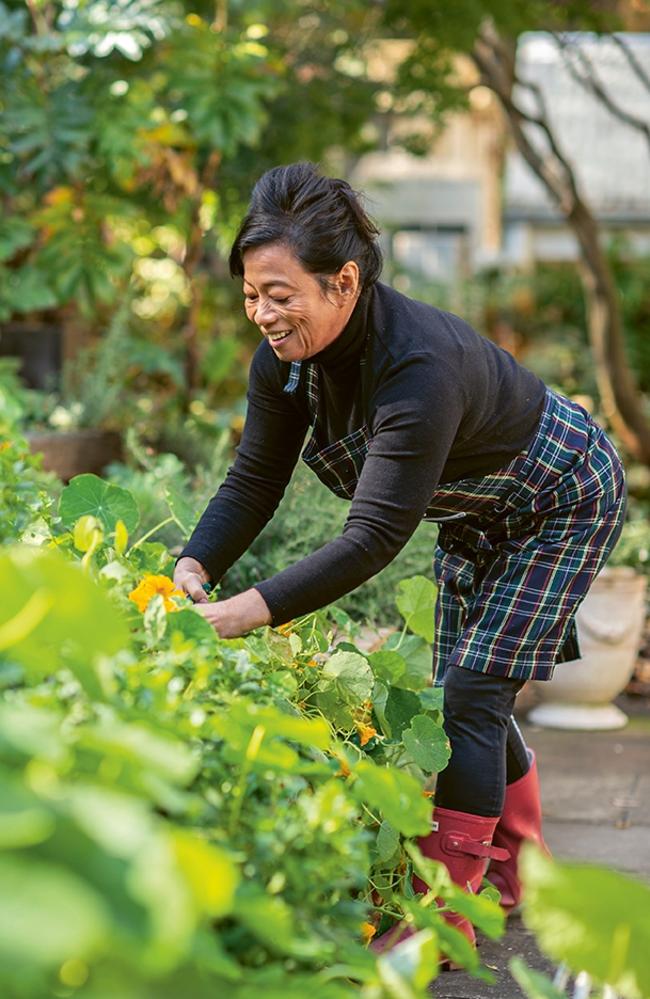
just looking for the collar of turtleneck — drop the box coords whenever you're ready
[310,285,372,378]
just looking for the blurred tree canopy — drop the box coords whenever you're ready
[2,0,649,458]
[0,0,382,401]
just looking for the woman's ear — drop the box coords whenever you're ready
[336,260,360,301]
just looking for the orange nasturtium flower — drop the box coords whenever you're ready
[360,921,377,945]
[356,722,378,747]
[128,574,185,613]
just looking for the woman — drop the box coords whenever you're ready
[174,162,626,956]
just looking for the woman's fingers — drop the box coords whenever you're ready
[174,569,209,603]
[185,576,209,603]
[174,557,211,604]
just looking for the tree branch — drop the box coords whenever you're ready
[552,33,650,157]
[473,32,580,214]
[470,26,650,461]
[612,32,650,95]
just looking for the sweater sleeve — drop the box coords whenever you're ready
[254,353,465,624]
[178,344,309,582]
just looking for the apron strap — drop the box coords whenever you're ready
[283,361,302,395]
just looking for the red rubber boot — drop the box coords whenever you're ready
[372,806,509,956]
[486,751,551,913]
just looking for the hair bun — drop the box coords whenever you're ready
[230,162,383,290]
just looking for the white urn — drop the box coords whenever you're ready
[528,566,647,730]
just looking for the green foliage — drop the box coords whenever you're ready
[59,474,140,534]
[0,0,384,414]
[0,455,507,995]
[0,429,58,546]
[395,575,436,643]
[519,845,650,999]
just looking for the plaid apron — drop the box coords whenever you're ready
[286,360,627,684]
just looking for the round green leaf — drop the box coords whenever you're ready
[402,714,450,774]
[59,474,139,534]
[395,575,437,644]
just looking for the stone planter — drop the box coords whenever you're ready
[27,429,123,482]
[528,566,648,730]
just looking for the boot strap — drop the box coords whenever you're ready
[441,831,510,863]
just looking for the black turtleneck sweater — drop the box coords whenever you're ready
[179,282,547,624]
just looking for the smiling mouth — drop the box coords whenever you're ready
[267,330,292,344]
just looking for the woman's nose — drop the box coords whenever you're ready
[254,299,279,327]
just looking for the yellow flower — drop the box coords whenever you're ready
[360,921,377,945]
[128,574,185,613]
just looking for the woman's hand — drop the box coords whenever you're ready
[173,556,211,604]
[194,587,272,639]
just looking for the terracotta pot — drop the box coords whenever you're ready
[528,566,648,730]
[27,429,123,482]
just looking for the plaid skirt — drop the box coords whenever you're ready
[427,388,627,684]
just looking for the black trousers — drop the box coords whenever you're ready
[434,664,531,817]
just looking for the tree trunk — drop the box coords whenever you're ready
[472,26,650,464]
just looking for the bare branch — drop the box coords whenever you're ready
[612,32,650,95]
[473,32,580,212]
[552,33,650,156]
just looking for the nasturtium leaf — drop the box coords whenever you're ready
[59,473,139,534]
[384,687,421,739]
[317,651,374,704]
[417,686,444,713]
[520,845,650,999]
[0,855,109,966]
[368,650,405,685]
[376,821,400,863]
[385,633,432,691]
[353,761,432,837]
[402,715,450,774]
[395,575,437,643]
[73,514,103,553]
[316,650,374,731]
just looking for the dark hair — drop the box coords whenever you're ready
[229,162,383,292]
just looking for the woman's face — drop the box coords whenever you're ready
[242,243,359,361]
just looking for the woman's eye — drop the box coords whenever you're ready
[271,297,289,305]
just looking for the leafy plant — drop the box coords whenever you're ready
[512,845,650,999]
[0,467,502,997]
